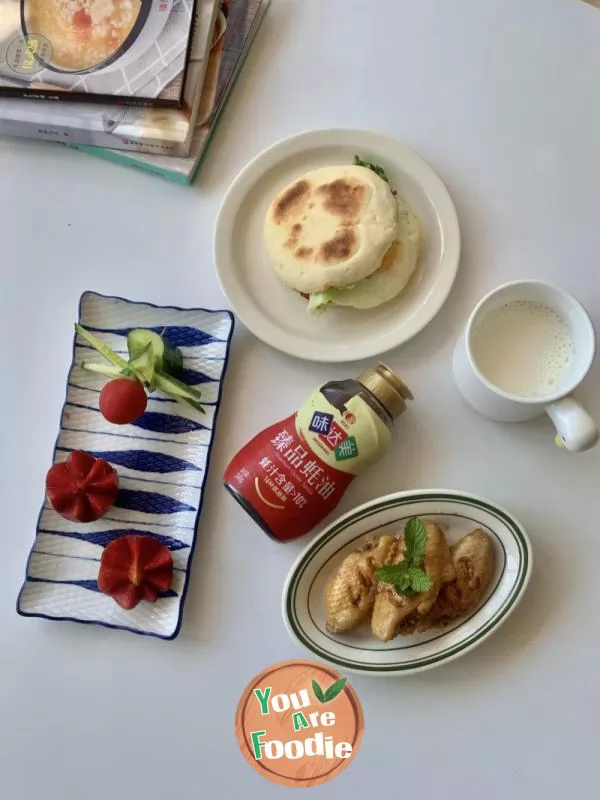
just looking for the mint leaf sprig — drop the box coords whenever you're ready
[375,517,432,597]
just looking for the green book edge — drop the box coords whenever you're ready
[62,1,269,186]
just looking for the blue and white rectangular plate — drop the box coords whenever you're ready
[17,292,234,640]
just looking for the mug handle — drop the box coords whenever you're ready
[546,397,599,452]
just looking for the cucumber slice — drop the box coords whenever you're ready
[154,372,205,413]
[154,372,202,401]
[127,329,164,362]
[128,343,156,388]
[75,324,130,370]
[79,324,197,410]
[81,362,131,379]
[176,395,205,413]
[127,329,182,377]
[163,343,183,376]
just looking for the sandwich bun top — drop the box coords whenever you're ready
[264,164,397,294]
[332,200,421,309]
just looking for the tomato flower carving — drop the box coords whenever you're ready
[46,451,119,523]
[98,535,174,610]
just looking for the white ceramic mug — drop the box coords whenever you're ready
[453,280,599,452]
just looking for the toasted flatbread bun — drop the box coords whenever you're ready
[264,165,397,294]
[332,200,421,309]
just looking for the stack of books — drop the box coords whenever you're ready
[0,0,269,184]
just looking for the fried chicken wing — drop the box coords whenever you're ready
[371,522,455,642]
[325,535,396,633]
[417,528,495,632]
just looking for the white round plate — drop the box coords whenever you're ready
[214,129,460,362]
[282,490,532,675]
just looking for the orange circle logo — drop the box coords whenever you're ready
[235,660,364,788]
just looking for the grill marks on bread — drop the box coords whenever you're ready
[275,178,365,265]
[265,165,399,293]
[274,180,310,224]
[317,178,366,219]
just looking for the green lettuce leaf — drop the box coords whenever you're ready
[307,289,337,315]
[353,155,397,195]
[307,284,357,315]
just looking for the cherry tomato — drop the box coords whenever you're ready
[99,378,147,425]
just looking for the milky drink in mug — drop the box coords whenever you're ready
[470,300,575,398]
[223,364,412,541]
[453,280,599,452]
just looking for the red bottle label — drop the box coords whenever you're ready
[224,414,355,542]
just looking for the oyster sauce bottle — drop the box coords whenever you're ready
[223,363,412,542]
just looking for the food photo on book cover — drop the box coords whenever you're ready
[0,0,196,105]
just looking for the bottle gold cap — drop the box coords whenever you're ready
[357,362,413,420]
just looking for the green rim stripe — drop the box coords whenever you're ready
[288,497,526,669]
[287,496,527,670]
[285,494,529,672]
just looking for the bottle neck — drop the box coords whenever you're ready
[356,364,411,421]
[358,386,394,429]
[320,379,394,429]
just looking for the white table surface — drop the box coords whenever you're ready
[2,0,600,797]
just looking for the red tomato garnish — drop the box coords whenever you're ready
[71,9,92,42]
[99,378,147,425]
[72,9,91,29]
[98,535,174,610]
[46,451,119,523]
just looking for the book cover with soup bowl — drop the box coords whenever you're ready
[64,0,270,183]
[0,0,220,155]
[0,0,195,106]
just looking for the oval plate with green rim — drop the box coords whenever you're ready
[282,490,532,676]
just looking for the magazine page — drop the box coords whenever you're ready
[112,0,265,175]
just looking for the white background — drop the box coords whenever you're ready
[2,0,600,797]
